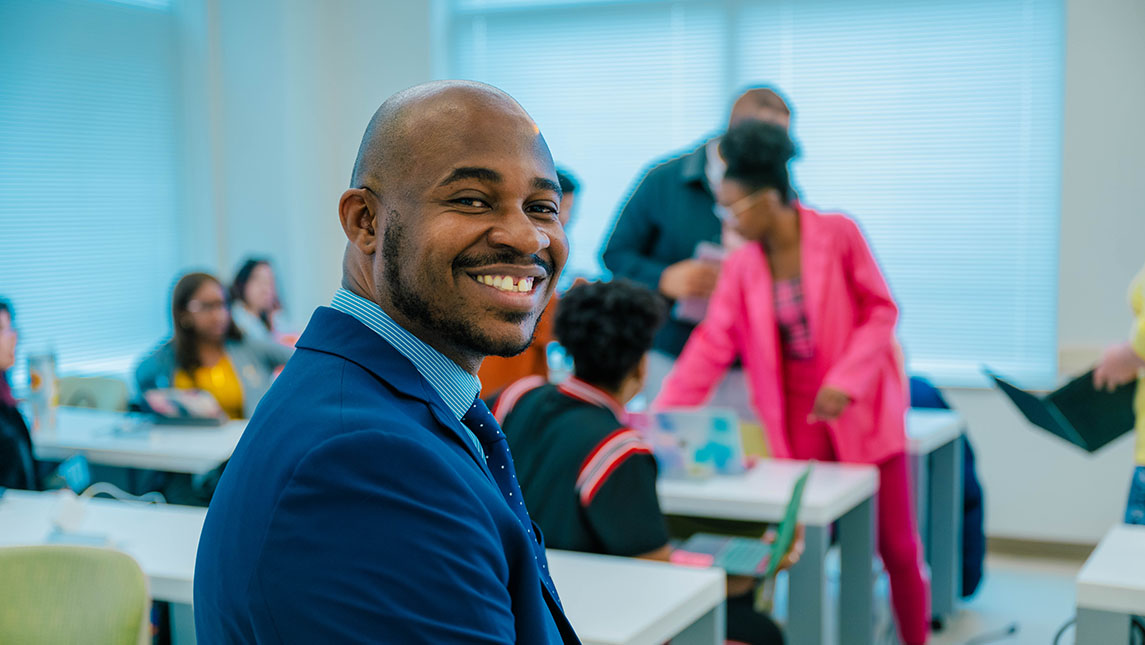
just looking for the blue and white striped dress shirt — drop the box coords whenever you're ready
[330,288,484,457]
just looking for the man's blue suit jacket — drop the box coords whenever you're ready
[194,307,580,643]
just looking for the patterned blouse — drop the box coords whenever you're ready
[774,277,815,360]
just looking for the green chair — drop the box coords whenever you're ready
[0,545,150,644]
[57,376,130,412]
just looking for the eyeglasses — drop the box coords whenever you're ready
[186,300,228,314]
[714,188,769,223]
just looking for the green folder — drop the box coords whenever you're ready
[671,464,811,577]
[987,368,1136,453]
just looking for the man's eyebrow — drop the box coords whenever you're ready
[439,167,503,187]
[533,177,562,197]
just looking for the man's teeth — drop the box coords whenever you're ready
[475,275,535,293]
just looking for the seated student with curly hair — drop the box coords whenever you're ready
[492,279,787,645]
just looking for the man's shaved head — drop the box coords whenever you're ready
[337,81,567,374]
[350,81,536,196]
[729,86,791,130]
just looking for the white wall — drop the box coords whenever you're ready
[178,0,433,324]
[947,0,1145,544]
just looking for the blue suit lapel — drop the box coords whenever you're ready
[427,399,497,482]
[297,307,578,642]
[295,307,493,479]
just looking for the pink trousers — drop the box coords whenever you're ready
[783,358,930,645]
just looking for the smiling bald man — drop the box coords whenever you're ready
[194,81,579,644]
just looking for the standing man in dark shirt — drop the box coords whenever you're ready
[602,87,791,416]
[494,280,788,645]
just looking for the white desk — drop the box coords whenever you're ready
[658,459,880,645]
[906,408,966,624]
[547,550,726,645]
[0,490,724,645]
[907,409,964,456]
[32,407,246,475]
[1075,523,1145,643]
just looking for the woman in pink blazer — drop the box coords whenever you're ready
[655,121,929,644]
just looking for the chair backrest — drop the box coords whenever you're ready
[908,375,951,410]
[58,377,130,411]
[0,545,150,645]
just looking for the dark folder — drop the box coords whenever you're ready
[987,368,1136,453]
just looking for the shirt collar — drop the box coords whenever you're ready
[330,288,480,421]
[557,377,627,421]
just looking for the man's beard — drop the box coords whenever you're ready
[381,219,539,358]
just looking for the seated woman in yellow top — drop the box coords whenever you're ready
[136,272,293,419]
[1095,262,1145,525]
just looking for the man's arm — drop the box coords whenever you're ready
[602,173,672,292]
[254,430,518,644]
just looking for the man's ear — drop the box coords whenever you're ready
[339,188,377,254]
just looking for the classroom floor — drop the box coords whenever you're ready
[769,550,1094,644]
[929,552,1086,645]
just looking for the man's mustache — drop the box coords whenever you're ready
[454,252,554,277]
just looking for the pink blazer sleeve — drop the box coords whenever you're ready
[653,257,743,410]
[823,219,900,400]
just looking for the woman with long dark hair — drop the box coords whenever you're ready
[136,272,292,419]
[229,258,282,342]
[656,121,930,644]
[0,298,38,490]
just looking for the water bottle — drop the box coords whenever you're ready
[27,351,58,432]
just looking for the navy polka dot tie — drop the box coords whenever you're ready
[462,397,556,586]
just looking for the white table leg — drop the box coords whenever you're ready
[839,497,876,645]
[1076,607,1130,643]
[671,600,726,645]
[928,436,963,622]
[788,524,830,645]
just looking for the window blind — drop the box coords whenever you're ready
[446,0,1063,386]
[0,0,182,387]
